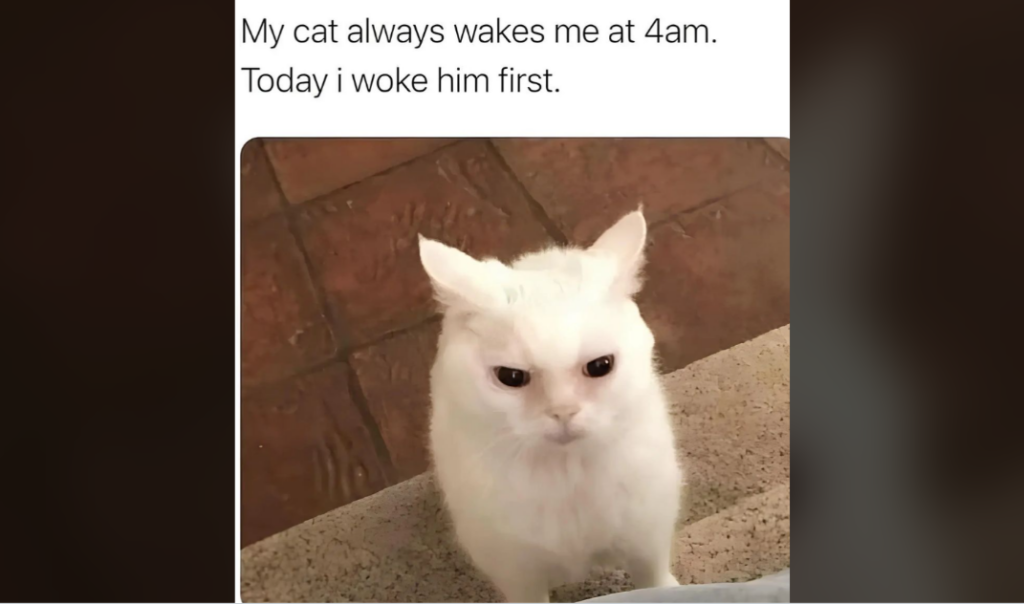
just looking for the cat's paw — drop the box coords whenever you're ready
[501,587,550,603]
[633,571,680,590]
[653,573,680,588]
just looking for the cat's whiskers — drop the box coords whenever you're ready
[467,429,517,465]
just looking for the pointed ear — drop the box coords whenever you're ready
[587,208,648,297]
[418,235,504,311]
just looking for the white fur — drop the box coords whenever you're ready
[419,209,684,603]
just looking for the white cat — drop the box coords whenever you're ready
[418,209,684,603]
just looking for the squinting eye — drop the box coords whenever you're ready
[583,355,615,378]
[494,366,530,388]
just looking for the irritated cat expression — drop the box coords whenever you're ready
[446,289,655,446]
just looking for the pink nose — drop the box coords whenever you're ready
[549,408,579,422]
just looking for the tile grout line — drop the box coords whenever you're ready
[245,139,466,229]
[240,140,292,228]
[258,140,356,355]
[249,138,789,229]
[241,315,444,393]
[485,138,570,245]
[243,138,474,389]
[242,154,289,229]
[644,213,681,233]
[272,138,467,213]
[655,176,789,375]
[343,361,400,485]
[241,356,342,393]
[345,314,444,356]
[248,139,405,487]
[667,181,769,227]
[252,140,403,483]
[256,139,292,216]
[242,141,350,393]
[318,358,396,492]
[759,137,791,167]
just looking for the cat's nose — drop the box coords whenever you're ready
[548,408,580,422]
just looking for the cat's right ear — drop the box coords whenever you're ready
[418,235,503,312]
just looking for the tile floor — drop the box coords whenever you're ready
[240,137,790,546]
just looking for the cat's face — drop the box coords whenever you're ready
[453,293,655,445]
[420,209,658,446]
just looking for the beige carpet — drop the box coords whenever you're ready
[241,325,791,602]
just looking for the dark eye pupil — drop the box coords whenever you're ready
[584,355,614,378]
[495,367,530,387]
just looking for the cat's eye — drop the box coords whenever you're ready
[494,366,531,388]
[583,355,615,378]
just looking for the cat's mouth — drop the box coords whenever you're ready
[545,431,582,445]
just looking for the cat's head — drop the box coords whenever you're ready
[418,209,658,447]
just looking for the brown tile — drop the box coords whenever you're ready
[494,138,789,244]
[240,139,285,223]
[241,362,389,546]
[765,138,791,161]
[295,140,552,346]
[638,178,791,373]
[350,322,441,482]
[264,138,457,204]
[242,216,336,386]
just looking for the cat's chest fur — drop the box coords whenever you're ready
[433,421,678,564]
[497,447,625,549]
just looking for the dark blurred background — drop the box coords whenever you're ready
[792,2,1024,601]
[5,1,1023,601]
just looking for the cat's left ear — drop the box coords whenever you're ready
[588,208,647,297]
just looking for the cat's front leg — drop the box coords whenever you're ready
[622,530,680,589]
[483,559,550,603]
[625,562,679,590]
[457,526,551,603]
[624,553,679,590]
[621,450,684,590]
[495,580,550,604]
